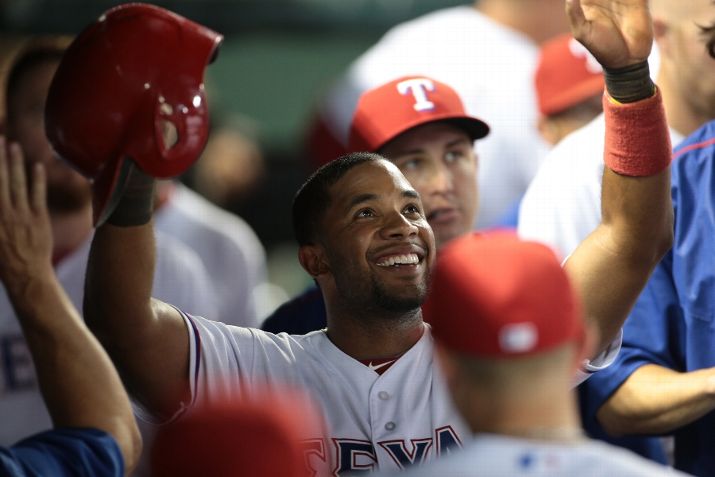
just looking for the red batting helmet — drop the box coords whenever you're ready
[45,3,222,225]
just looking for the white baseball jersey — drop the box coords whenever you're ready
[0,231,216,445]
[518,114,684,259]
[372,434,687,476]
[154,183,267,328]
[176,313,619,475]
[318,5,549,229]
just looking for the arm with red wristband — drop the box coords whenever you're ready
[561,0,673,358]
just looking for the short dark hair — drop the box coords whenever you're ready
[293,151,384,246]
[6,48,65,120]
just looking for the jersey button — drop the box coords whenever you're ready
[385,421,396,431]
[378,391,390,400]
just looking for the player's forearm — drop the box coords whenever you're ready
[85,185,192,420]
[598,364,715,436]
[84,222,157,345]
[577,90,673,354]
[12,272,142,473]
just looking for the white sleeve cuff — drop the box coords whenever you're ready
[571,328,623,387]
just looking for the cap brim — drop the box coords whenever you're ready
[378,115,490,152]
[92,155,133,226]
[441,116,490,142]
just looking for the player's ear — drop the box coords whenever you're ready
[298,244,330,278]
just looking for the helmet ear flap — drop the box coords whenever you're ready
[122,85,210,179]
[153,86,210,172]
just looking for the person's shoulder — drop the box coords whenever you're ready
[261,287,327,334]
[385,5,479,36]
[580,440,686,476]
[160,184,263,252]
[673,120,715,164]
[545,113,606,167]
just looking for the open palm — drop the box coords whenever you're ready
[567,0,652,69]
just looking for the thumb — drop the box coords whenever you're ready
[565,0,588,35]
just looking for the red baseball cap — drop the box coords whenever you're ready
[348,76,489,152]
[535,34,605,117]
[151,387,323,477]
[424,231,584,358]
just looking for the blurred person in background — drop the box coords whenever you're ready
[0,36,216,476]
[307,0,569,229]
[495,32,605,227]
[518,0,715,258]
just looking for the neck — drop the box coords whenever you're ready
[657,67,709,138]
[464,381,581,442]
[475,0,568,44]
[325,302,424,361]
[50,203,93,263]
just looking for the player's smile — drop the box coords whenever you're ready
[371,243,427,277]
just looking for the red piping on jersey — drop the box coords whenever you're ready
[673,136,715,161]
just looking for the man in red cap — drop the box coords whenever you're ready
[534,33,605,147]
[81,0,673,474]
[371,232,684,477]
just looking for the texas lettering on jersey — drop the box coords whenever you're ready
[0,332,36,394]
[302,425,462,475]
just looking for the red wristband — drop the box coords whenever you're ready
[603,89,671,176]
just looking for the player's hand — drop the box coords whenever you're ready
[0,137,53,292]
[566,0,652,69]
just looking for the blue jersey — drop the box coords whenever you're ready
[0,428,123,477]
[581,120,715,476]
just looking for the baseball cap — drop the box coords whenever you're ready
[348,76,489,152]
[151,387,323,477]
[535,34,605,117]
[424,231,584,358]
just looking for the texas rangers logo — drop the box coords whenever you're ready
[302,425,462,476]
[397,78,436,112]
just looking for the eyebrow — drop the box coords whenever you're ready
[347,189,420,209]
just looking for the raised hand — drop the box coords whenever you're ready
[0,136,52,292]
[566,0,653,69]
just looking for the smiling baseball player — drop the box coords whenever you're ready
[56,0,673,475]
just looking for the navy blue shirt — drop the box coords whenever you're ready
[261,286,327,334]
[581,120,715,476]
[0,428,123,477]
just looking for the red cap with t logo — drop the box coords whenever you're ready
[348,76,490,152]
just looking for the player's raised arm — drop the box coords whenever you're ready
[562,0,673,356]
[45,5,223,420]
[0,139,141,475]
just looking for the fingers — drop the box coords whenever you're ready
[31,162,47,216]
[8,142,29,213]
[0,137,44,216]
[0,137,9,207]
